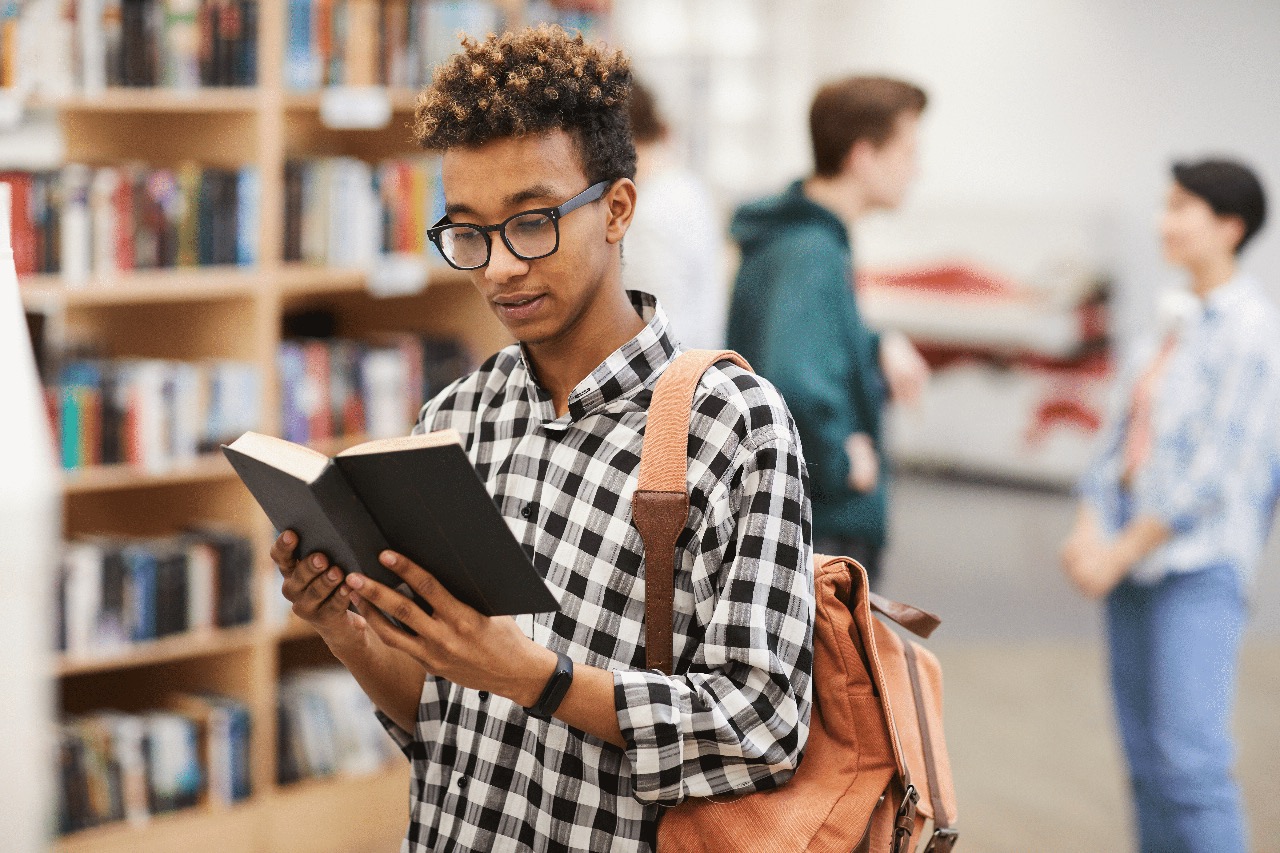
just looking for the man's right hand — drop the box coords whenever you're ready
[271,531,368,645]
[845,432,879,494]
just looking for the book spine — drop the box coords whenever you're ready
[236,166,259,266]
[164,0,201,89]
[240,0,258,85]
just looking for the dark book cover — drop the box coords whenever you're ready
[240,1,259,86]
[154,546,190,638]
[283,160,304,262]
[100,545,130,644]
[223,432,559,617]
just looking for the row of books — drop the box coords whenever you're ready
[278,667,398,784]
[56,529,255,656]
[285,0,501,91]
[79,0,259,90]
[4,166,259,280]
[58,695,252,836]
[278,333,472,445]
[49,357,262,472]
[283,156,443,268]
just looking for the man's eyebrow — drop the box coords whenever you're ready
[444,185,564,219]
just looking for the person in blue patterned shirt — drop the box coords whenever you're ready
[270,25,814,853]
[1062,158,1277,853]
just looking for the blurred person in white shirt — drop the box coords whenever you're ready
[623,82,728,350]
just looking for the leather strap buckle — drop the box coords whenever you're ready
[924,827,960,853]
[891,785,919,853]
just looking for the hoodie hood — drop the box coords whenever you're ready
[730,180,849,252]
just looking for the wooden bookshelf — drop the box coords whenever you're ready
[57,625,261,677]
[38,2,537,851]
[36,88,262,114]
[59,454,236,495]
[21,268,261,309]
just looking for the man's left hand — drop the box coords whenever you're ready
[879,331,930,407]
[1061,533,1129,600]
[345,551,557,708]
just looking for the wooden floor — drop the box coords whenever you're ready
[884,473,1280,853]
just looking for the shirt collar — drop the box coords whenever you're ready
[518,290,678,430]
[1202,273,1253,317]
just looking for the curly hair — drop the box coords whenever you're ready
[413,25,636,184]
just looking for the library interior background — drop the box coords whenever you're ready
[2,1,1278,851]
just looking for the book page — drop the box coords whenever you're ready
[224,432,331,483]
[336,429,462,457]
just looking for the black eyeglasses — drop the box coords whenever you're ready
[427,180,612,271]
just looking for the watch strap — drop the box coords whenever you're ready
[525,651,574,721]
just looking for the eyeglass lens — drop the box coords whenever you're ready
[439,211,558,268]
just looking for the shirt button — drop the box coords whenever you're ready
[456,775,468,790]
[478,691,489,702]
[520,504,531,518]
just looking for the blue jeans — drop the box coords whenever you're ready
[1106,564,1247,853]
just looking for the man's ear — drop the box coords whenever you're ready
[1221,214,1248,255]
[842,138,876,180]
[603,178,638,245]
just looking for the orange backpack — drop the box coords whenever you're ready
[633,350,959,853]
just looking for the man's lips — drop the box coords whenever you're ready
[492,293,545,306]
[492,293,548,321]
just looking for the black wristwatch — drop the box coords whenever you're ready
[525,651,574,721]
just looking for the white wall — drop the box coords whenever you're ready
[809,0,1280,338]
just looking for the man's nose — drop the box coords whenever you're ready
[485,234,530,285]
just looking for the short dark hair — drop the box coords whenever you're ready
[809,76,928,177]
[413,25,636,184]
[1172,159,1268,254]
[628,80,666,144]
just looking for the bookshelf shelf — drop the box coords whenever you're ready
[57,625,261,678]
[37,88,261,114]
[22,268,261,310]
[265,764,410,853]
[276,263,471,298]
[56,797,261,853]
[282,87,420,113]
[60,454,234,495]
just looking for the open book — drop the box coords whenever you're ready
[222,430,558,617]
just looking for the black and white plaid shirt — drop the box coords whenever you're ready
[379,292,814,852]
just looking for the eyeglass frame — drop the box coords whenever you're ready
[426,180,613,271]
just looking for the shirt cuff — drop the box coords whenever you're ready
[375,709,417,760]
[614,669,691,806]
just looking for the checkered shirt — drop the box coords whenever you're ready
[377,292,814,852]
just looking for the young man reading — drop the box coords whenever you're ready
[269,26,814,852]
[727,76,931,590]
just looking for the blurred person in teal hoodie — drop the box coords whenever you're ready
[726,76,930,589]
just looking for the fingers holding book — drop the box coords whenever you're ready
[271,530,301,574]
[274,530,362,639]
[346,551,553,705]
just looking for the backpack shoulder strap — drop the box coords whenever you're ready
[634,349,752,675]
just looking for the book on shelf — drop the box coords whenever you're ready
[223,428,559,618]
[57,694,251,836]
[277,331,472,447]
[72,0,259,92]
[55,528,255,657]
[277,666,397,784]
[526,0,610,40]
[284,155,447,273]
[46,356,261,472]
[285,0,502,92]
[4,165,258,281]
